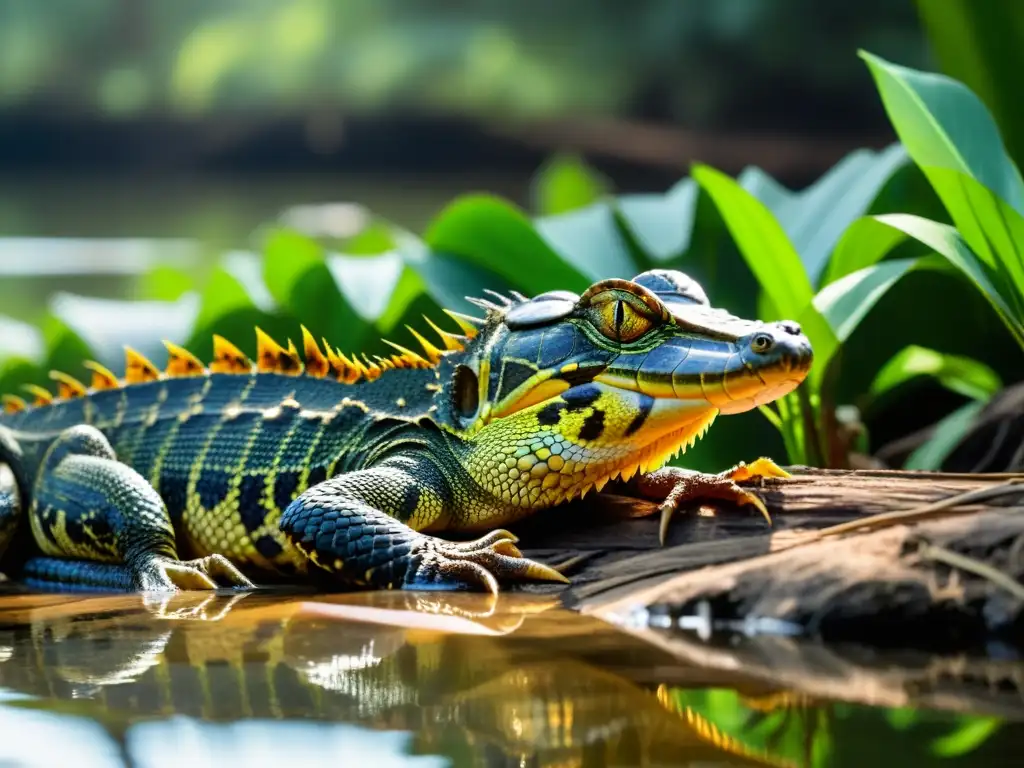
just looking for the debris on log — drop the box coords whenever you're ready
[514,469,1024,647]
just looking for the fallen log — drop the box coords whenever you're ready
[515,469,1024,648]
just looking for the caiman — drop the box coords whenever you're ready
[0,269,812,593]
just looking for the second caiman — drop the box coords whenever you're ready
[0,269,812,593]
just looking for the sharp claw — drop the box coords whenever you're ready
[519,560,572,584]
[737,490,773,526]
[476,566,500,596]
[491,540,523,558]
[658,503,675,547]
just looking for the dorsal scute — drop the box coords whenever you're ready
[163,340,204,378]
[124,347,161,383]
[0,307,481,413]
[49,371,87,399]
[2,394,26,414]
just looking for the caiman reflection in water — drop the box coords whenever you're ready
[0,590,789,767]
[0,593,794,768]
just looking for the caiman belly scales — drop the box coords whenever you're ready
[0,269,812,593]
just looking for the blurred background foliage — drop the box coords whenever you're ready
[0,0,926,125]
[1,0,1023,477]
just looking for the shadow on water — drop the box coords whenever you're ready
[0,588,1020,767]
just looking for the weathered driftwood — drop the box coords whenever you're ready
[514,469,1024,646]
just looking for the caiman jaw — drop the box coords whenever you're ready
[463,319,813,511]
[595,320,813,415]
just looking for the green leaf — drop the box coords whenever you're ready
[738,144,909,286]
[614,178,698,263]
[905,400,987,471]
[425,194,590,295]
[860,51,1024,300]
[825,216,917,285]
[692,164,815,318]
[261,227,325,309]
[833,213,1024,349]
[221,252,276,312]
[860,50,1024,213]
[193,267,259,333]
[870,345,1002,401]
[399,244,517,314]
[930,716,1002,757]
[261,226,371,352]
[915,0,1024,170]
[692,163,839,384]
[534,203,638,281]
[813,259,919,344]
[531,153,610,216]
[325,252,406,323]
[137,264,196,302]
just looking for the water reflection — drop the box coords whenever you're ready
[0,589,1018,767]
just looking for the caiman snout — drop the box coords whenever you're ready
[742,320,813,376]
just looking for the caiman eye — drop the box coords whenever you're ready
[750,334,775,353]
[591,298,655,343]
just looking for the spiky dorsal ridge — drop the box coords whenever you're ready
[0,309,486,415]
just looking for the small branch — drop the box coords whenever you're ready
[914,541,1024,602]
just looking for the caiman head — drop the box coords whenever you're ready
[431,269,813,510]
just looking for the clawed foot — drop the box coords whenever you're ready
[405,529,570,595]
[637,457,791,545]
[133,554,256,592]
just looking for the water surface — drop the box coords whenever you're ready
[0,587,1019,767]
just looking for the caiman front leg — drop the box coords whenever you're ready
[23,425,253,592]
[626,458,791,544]
[280,452,569,594]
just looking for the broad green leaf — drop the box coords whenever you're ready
[739,144,909,286]
[813,259,919,345]
[221,252,276,312]
[861,50,1024,289]
[425,194,589,295]
[692,164,815,319]
[261,227,325,308]
[137,264,196,302]
[916,0,1024,169]
[826,213,1024,349]
[825,216,918,285]
[325,252,406,323]
[870,345,1002,401]
[860,50,1024,214]
[614,178,698,263]
[261,226,371,351]
[924,168,1024,308]
[0,356,41,398]
[400,244,517,314]
[193,267,258,333]
[531,153,610,216]
[692,163,839,384]
[534,203,638,281]
[185,266,296,363]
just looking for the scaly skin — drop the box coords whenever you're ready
[0,269,812,593]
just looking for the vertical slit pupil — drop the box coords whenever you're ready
[614,300,625,341]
